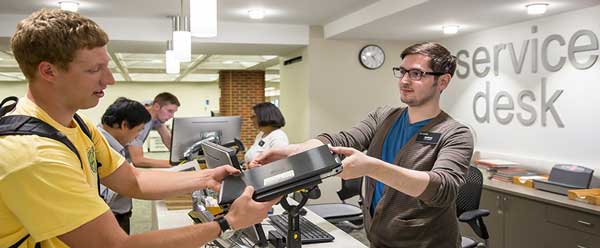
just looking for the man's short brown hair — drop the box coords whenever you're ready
[10,8,109,81]
[153,92,181,107]
[401,42,457,77]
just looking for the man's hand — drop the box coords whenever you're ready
[330,146,377,180]
[248,144,300,168]
[249,139,325,168]
[199,165,240,192]
[224,186,280,230]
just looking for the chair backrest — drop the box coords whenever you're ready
[456,166,483,216]
[337,177,363,203]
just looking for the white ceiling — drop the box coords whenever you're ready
[0,0,380,24]
[1,0,597,40]
[1,0,600,83]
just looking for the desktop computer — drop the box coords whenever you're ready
[169,116,241,165]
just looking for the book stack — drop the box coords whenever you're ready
[475,159,540,183]
[492,168,538,183]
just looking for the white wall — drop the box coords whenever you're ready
[279,26,413,203]
[0,81,220,125]
[306,26,412,136]
[439,4,600,173]
[279,48,310,144]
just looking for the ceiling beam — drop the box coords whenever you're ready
[175,55,212,82]
[0,72,24,81]
[246,57,280,71]
[109,52,132,82]
[0,67,22,73]
[1,50,14,57]
[123,68,279,75]
[324,0,427,39]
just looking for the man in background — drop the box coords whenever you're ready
[127,92,179,168]
[98,97,151,233]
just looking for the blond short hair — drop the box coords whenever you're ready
[10,8,109,80]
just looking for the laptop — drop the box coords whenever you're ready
[200,141,343,205]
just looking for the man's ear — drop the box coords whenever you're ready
[121,120,130,130]
[438,74,451,92]
[37,61,58,82]
[152,102,161,111]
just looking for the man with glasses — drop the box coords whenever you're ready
[251,42,474,248]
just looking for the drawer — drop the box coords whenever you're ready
[546,205,600,236]
[544,223,600,248]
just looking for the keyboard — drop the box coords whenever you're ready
[268,214,335,244]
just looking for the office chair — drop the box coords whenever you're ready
[305,177,364,229]
[458,166,490,248]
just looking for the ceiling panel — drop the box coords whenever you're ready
[180,74,219,82]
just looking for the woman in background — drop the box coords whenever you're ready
[244,102,289,163]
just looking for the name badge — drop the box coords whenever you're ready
[416,132,441,145]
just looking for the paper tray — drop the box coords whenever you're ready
[567,189,600,205]
[533,179,586,195]
[512,176,548,188]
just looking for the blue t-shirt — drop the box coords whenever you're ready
[370,110,431,215]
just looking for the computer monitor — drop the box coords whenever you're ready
[169,116,241,165]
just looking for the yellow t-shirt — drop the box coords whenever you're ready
[0,97,125,248]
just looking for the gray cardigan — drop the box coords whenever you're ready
[317,106,474,248]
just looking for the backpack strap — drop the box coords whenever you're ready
[0,115,84,167]
[0,97,101,248]
[73,113,102,196]
[0,96,18,117]
[8,233,40,248]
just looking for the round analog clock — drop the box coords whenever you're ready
[359,44,385,69]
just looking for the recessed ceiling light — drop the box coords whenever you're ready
[442,25,459,35]
[526,3,548,15]
[222,60,235,64]
[58,1,80,12]
[248,9,265,19]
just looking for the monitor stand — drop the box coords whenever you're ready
[279,186,318,248]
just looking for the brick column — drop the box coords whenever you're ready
[218,70,265,149]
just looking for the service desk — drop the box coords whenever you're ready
[151,198,367,247]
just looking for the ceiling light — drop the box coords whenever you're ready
[442,25,459,35]
[222,60,235,64]
[248,9,265,19]
[190,0,217,37]
[165,40,180,74]
[526,3,548,15]
[58,1,79,12]
[172,16,191,62]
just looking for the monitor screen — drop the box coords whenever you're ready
[169,116,241,165]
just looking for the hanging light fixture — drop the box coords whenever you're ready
[190,0,217,37]
[172,15,192,62]
[165,40,180,74]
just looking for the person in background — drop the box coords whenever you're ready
[127,92,179,168]
[244,102,289,163]
[251,42,474,248]
[0,9,278,248]
[98,97,151,234]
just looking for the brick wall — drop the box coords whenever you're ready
[218,70,265,150]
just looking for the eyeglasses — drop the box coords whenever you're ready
[392,67,445,81]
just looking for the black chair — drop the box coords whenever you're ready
[458,166,490,248]
[305,177,364,228]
